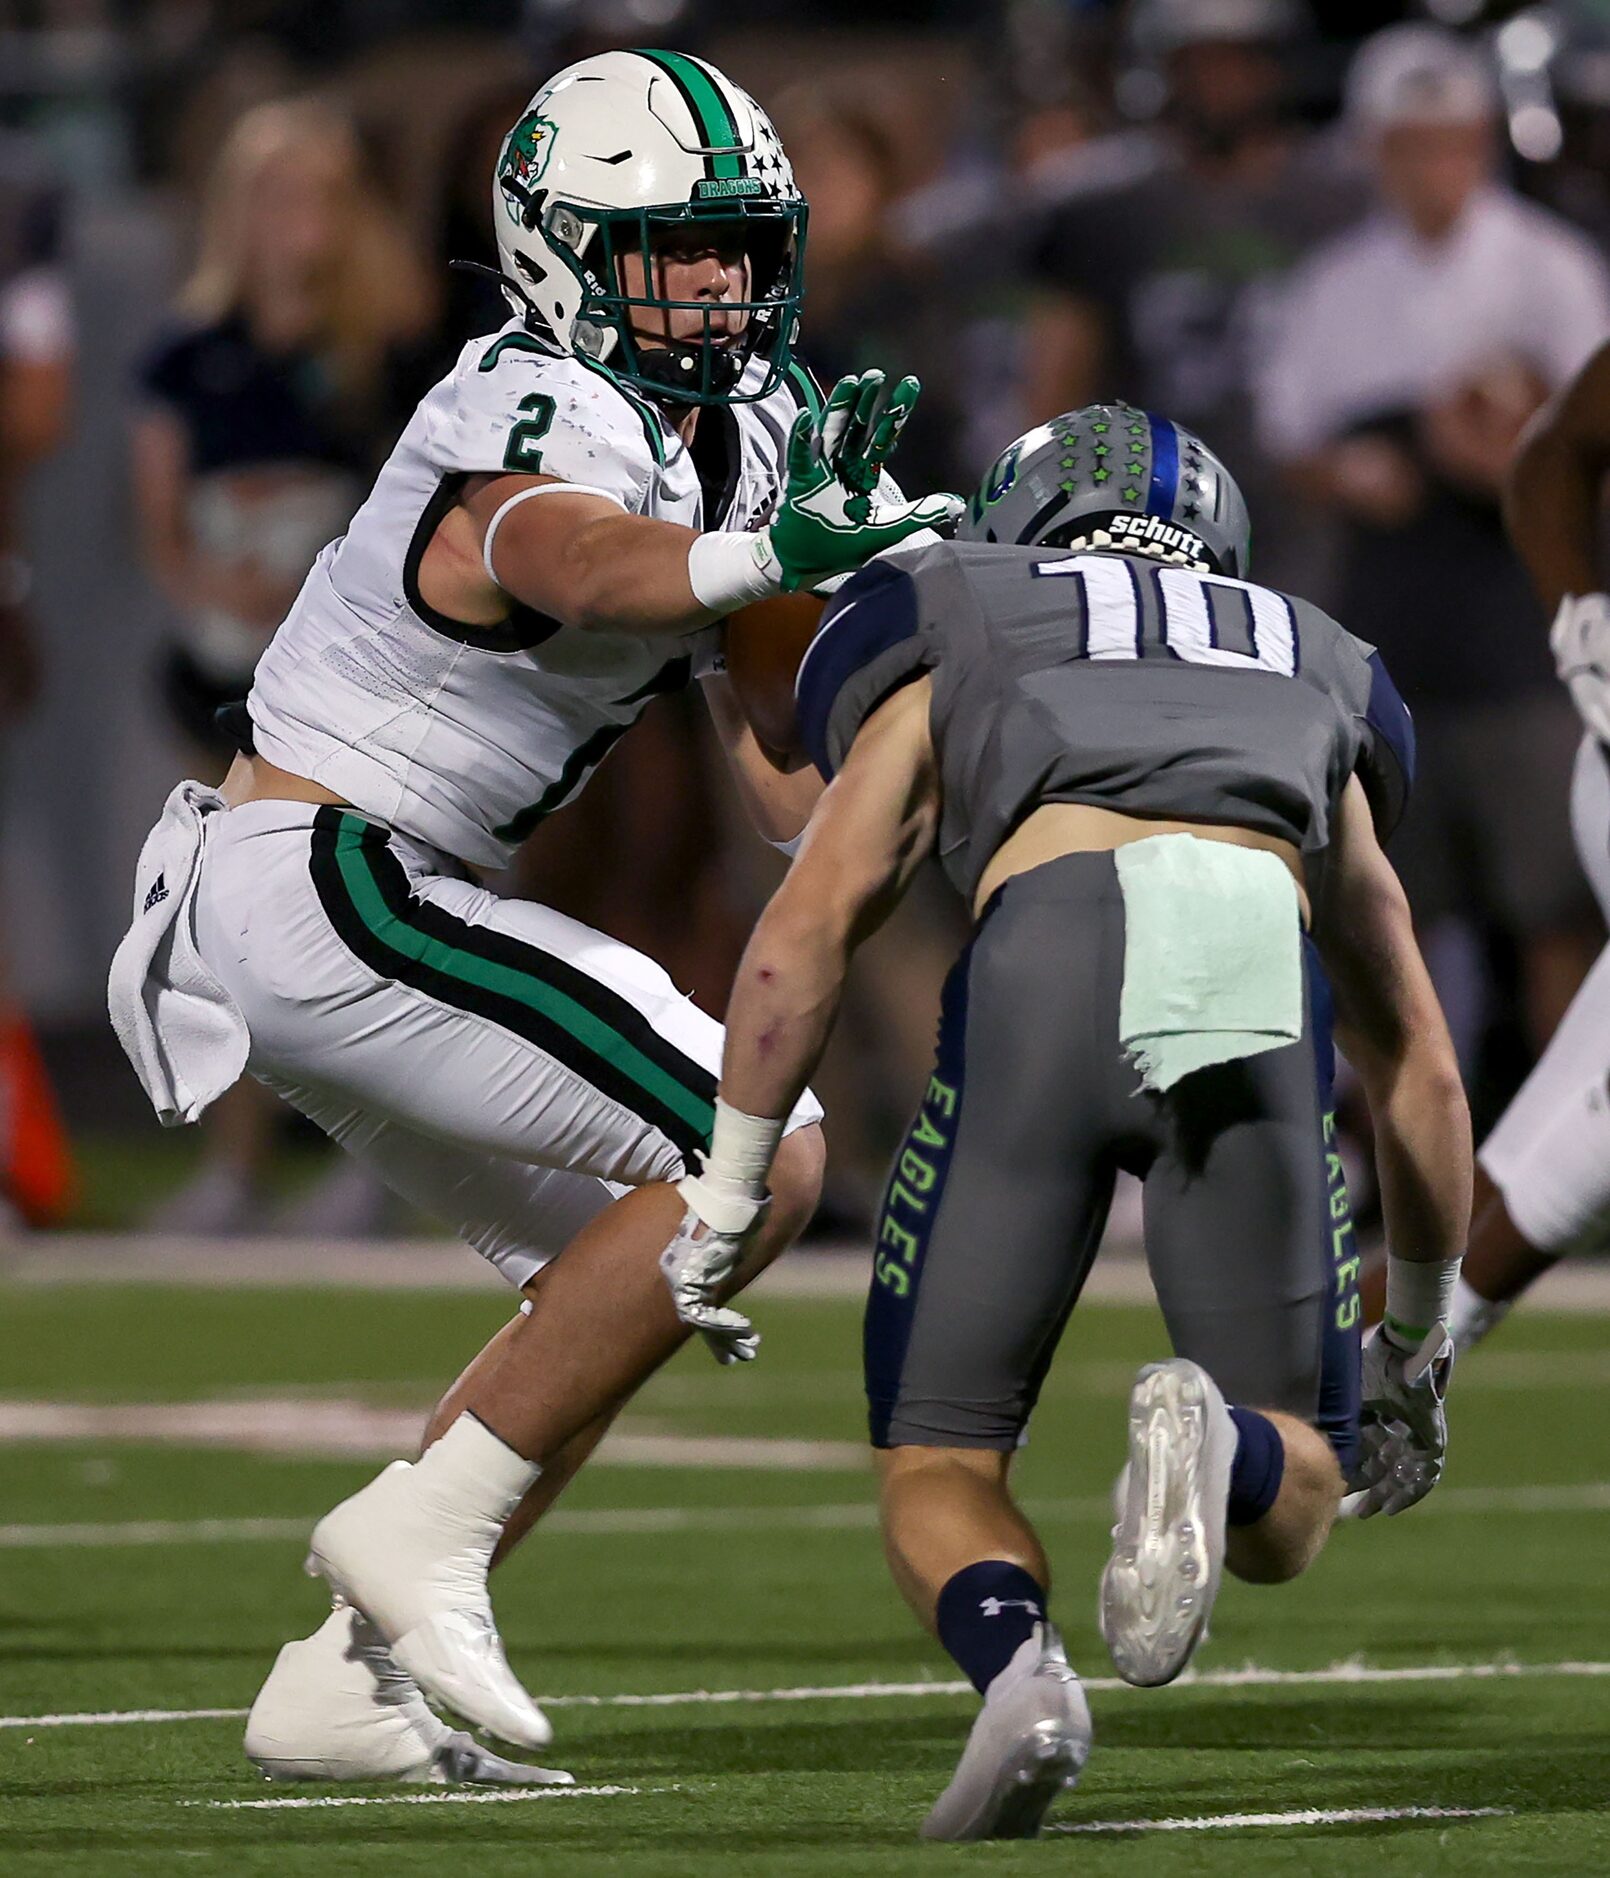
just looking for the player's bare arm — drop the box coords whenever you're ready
[656,676,937,1359]
[431,472,706,633]
[1502,340,1610,751]
[700,668,824,847]
[1319,773,1471,1519]
[429,368,959,641]
[1319,774,1472,1273]
[721,676,940,1118]
[1504,338,1610,612]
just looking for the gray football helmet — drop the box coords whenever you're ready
[957,404,1253,579]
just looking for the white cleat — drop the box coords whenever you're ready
[245,1606,572,1786]
[304,1459,553,1751]
[920,1625,1091,1842]
[1100,1357,1235,1688]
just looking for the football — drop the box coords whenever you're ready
[722,590,826,766]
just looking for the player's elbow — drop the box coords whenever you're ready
[1412,1050,1469,1134]
[749,898,852,982]
[556,567,620,635]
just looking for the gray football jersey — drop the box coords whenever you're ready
[795,540,1414,905]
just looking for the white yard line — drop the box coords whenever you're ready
[0,1516,314,1549]
[0,1398,863,1470]
[14,1236,1610,1313]
[6,1477,1609,1553]
[1052,1805,1512,1836]
[7,1658,1610,1732]
[187,1783,658,1810]
[1,1705,252,1728]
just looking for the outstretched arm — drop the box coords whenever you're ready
[436,371,960,638]
[658,678,940,1362]
[720,676,940,1120]
[1318,776,1471,1279]
[1318,776,1471,1518]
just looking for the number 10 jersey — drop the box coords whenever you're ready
[796,540,1417,906]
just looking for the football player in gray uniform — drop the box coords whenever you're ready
[110,49,958,1787]
[661,405,1471,1839]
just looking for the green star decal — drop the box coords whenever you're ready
[1122,485,1140,502]
[1092,467,1110,483]
[1126,459,1144,475]
[1060,479,1076,493]
[1060,456,1076,469]
[1093,443,1108,457]
[1092,422,1109,434]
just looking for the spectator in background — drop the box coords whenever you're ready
[779,92,967,494]
[0,130,75,1227]
[427,79,539,364]
[131,98,433,1235]
[1024,0,1362,593]
[1257,24,1610,1122]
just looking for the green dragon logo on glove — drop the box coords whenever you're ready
[498,110,559,224]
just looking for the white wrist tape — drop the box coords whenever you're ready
[482,481,626,586]
[676,1097,785,1235]
[687,528,783,616]
[1385,1254,1463,1344]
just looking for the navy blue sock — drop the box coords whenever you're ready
[934,1560,1048,1695]
[1227,1406,1286,1526]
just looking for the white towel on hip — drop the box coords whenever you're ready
[106,780,250,1126]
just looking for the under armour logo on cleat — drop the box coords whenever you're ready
[143,873,169,913]
[980,1596,1042,1618]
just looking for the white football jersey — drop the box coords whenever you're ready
[248,320,814,867]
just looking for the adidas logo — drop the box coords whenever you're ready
[143,873,169,914]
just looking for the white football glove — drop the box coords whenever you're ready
[659,1173,767,1367]
[1341,1320,1455,1519]
[1550,593,1610,745]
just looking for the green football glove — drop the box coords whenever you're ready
[764,371,962,593]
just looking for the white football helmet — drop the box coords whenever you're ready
[492,48,807,406]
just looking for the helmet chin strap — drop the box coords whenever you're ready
[632,336,744,403]
[450,261,754,406]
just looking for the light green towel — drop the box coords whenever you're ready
[1115,835,1303,1094]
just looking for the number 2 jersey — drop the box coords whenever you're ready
[796,539,1416,905]
[247,321,819,867]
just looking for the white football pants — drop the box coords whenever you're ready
[192,799,820,1287]
[1480,735,1610,1253]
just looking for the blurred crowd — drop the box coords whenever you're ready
[4,0,1610,1234]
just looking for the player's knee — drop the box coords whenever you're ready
[766,1122,825,1245]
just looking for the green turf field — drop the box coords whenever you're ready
[2,1279,1608,1873]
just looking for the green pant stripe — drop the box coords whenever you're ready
[330,820,713,1137]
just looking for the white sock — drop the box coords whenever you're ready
[409,1414,542,1532]
[1447,1275,1511,1354]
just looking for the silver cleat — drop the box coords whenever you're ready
[1100,1357,1236,1688]
[920,1625,1091,1841]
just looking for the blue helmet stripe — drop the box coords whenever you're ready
[1144,411,1179,519]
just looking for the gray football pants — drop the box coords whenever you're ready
[864,851,1361,1469]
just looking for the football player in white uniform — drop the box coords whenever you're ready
[109,48,958,1787]
[1431,340,1610,1349]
